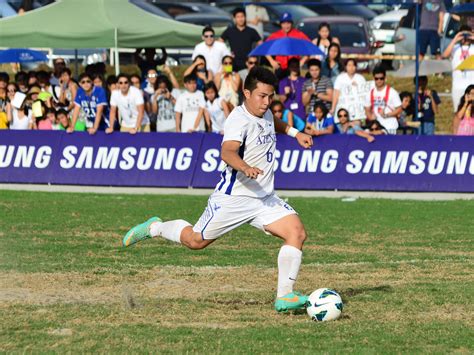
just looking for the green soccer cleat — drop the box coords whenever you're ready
[274,291,309,313]
[122,217,162,247]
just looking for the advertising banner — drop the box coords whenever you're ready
[1,131,473,192]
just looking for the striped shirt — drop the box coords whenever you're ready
[302,76,333,112]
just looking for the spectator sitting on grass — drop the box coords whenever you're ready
[174,74,210,133]
[270,100,306,132]
[414,75,441,135]
[335,108,374,142]
[305,102,334,136]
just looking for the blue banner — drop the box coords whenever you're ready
[0,131,473,192]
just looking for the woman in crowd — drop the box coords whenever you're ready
[214,55,241,109]
[204,82,230,134]
[336,108,374,142]
[6,82,17,102]
[455,84,474,136]
[321,43,344,85]
[312,22,340,57]
[279,57,306,121]
[331,58,366,122]
[270,100,306,132]
[58,68,77,111]
[6,92,33,130]
[305,102,334,136]
[367,120,388,135]
[184,55,213,92]
[151,75,180,132]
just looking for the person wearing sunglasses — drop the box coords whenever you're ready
[364,65,402,135]
[50,57,66,87]
[214,56,241,109]
[192,26,231,76]
[68,73,108,134]
[238,56,258,89]
[107,73,150,134]
[336,108,374,143]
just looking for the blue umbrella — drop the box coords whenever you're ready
[0,48,48,64]
[249,37,325,57]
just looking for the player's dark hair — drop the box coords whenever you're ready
[244,67,278,92]
[232,7,245,17]
[183,74,197,84]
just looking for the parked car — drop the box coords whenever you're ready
[129,0,173,19]
[174,13,233,29]
[298,16,376,71]
[370,9,408,68]
[147,1,231,19]
[0,0,54,18]
[214,1,319,37]
[288,0,377,21]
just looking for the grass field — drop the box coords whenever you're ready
[1,190,473,353]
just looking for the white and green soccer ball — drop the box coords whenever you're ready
[306,288,343,322]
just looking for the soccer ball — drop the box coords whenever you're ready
[306,288,343,322]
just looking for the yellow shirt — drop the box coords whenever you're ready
[0,111,8,129]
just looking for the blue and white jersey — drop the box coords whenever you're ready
[74,86,109,129]
[215,104,276,198]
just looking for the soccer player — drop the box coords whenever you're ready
[123,67,313,313]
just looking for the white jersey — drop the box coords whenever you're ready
[215,104,276,198]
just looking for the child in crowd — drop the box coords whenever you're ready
[270,100,306,132]
[305,102,334,136]
[414,76,441,135]
[203,82,230,134]
[174,74,210,133]
[366,120,388,135]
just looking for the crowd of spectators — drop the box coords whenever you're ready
[0,8,473,137]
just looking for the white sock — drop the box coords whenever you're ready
[149,219,191,244]
[277,245,302,297]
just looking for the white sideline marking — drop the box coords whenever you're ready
[1,184,474,201]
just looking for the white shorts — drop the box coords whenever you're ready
[193,191,297,240]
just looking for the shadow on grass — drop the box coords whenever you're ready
[342,285,393,302]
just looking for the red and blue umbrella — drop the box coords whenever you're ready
[0,48,48,63]
[249,37,325,57]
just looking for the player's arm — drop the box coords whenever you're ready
[274,116,313,149]
[221,140,263,179]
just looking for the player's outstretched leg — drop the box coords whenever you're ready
[264,214,309,312]
[123,217,162,247]
[123,217,214,250]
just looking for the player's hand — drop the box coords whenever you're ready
[243,166,263,179]
[296,132,313,149]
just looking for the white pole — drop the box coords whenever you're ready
[114,28,120,76]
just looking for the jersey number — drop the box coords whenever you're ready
[266,151,273,163]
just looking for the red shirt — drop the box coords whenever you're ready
[266,28,311,70]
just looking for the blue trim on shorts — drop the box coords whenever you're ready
[217,170,227,191]
[225,138,246,195]
[200,205,215,240]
